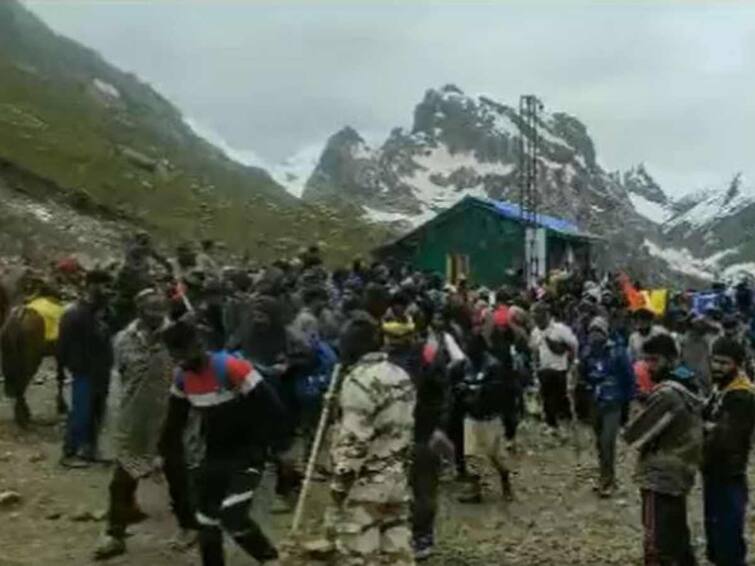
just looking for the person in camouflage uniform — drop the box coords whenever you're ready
[327,311,416,566]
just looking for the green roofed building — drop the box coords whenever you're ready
[373,196,601,287]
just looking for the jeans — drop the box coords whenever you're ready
[63,374,108,458]
[592,401,622,485]
[704,475,748,566]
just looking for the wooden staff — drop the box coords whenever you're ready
[290,363,346,535]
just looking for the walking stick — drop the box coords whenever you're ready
[290,363,346,535]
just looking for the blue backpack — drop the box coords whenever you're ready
[294,341,338,408]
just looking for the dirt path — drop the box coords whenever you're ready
[1,373,754,565]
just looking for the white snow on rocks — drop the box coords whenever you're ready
[93,78,120,99]
[268,144,324,199]
[643,239,714,280]
[665,181,755,231]
[629,193,670,224]
[362,206,412,224]
[643,240,749,281]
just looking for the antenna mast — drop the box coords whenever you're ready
[518,94,544,286]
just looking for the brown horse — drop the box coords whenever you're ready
[1,301,66,427]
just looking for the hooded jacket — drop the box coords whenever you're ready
[702,373,755,480]
[579,339,635,407]
[624,377,704,496]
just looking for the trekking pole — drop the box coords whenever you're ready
[290,363,346,535]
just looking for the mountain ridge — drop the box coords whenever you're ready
[301,84,755,284]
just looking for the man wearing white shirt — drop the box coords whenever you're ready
[530,303,578,430]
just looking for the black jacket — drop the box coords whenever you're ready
[458,352,507,421]
[57,300,113,381]
[702,376,755,480]
[410,333,453,442]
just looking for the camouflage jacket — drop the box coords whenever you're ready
[330,352,415,503]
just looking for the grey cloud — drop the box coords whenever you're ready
[26,1,755,195]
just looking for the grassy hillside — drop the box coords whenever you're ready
[0,1,390,263]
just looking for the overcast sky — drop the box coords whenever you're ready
[26,1,755,196]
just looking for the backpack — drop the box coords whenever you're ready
[294,341,338,408]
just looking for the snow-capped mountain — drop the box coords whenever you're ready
[303,84,669,277]
[647,174,755,281]
[300,85,755,284]
[623,164,673,224]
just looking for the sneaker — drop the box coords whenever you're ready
[415,545,434,561]
[60,455,91,469]
[414,536,434,561]
[93,534,126,561]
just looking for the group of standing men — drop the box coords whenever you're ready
[48,233,755,566]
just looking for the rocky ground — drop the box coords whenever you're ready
[1,366,755,565]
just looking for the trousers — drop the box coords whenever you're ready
[591,401,622,485]
[448,395,467,476]
[538,369,571,428]
[703,475,748,566]
[410,442,441,544]
[63,374,108,458]
[641,490,697,566]
[194,459,277,566]
[106,440,196,538]
[328,499,414,566]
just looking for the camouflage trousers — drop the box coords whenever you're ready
[326,499,415,565]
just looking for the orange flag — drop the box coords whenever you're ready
[618,272,647,311]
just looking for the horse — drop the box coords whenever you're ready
[1,295,67,427]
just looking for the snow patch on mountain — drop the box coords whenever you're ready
[629,193,670,224]
[93,78,120,99]
[362,206,413,224]
[268,143,324,198]
[665,174,754,231]
[643,240,747,281]
[643,240,714,280]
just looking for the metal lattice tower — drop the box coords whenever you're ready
[518,94,544,286]
[518,94,543,224]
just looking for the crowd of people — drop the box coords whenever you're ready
[8,232,755,566]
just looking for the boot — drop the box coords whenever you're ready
[457,477,482,503]
[597,475,615,498]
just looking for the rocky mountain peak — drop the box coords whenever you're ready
[724,172,743,205]
[623,164,668,205]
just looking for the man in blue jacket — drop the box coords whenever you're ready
[580,316,635,497]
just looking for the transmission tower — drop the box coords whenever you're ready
[518,94,544,286]
[518,94,543,224]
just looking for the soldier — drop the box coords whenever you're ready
[327,311,416,566]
